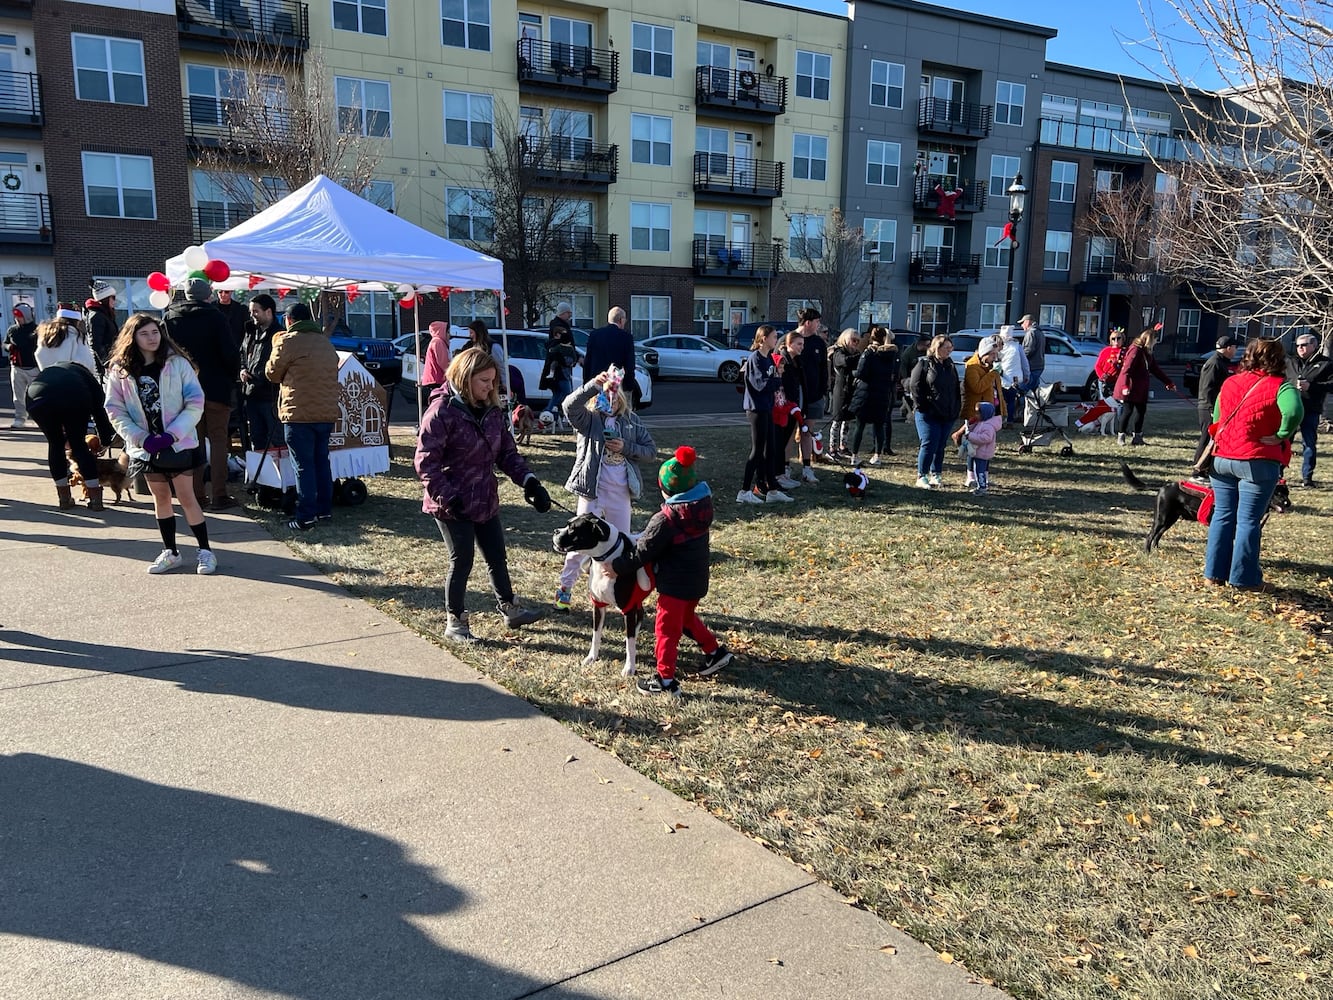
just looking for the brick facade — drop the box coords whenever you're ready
[33,1,190,304]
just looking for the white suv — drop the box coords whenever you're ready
[948,329,1098,400]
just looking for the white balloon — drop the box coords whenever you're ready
[397,285,416,298]
[149,289,170,310]
[183,245,208,270]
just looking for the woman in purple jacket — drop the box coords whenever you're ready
[414,348,551,642]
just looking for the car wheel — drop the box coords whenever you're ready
[718,360,741,383]
[1082,373,1098,402]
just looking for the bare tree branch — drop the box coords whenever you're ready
[783,208,871,330]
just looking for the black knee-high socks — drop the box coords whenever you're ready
[158,517,210,554]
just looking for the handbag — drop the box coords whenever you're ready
[1191,377,1264,476]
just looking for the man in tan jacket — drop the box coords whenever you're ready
[266,302,340,530]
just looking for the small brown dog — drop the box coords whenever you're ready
[511,404,536,446]
[68,435,130,504]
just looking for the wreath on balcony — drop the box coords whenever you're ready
[738,70,758,91]
[2,172,21,191]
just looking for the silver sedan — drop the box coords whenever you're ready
[641,335,749,382]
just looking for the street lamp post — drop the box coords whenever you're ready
[866,244,880,332]
[1003,170,1028,325]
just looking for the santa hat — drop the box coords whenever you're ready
[844,466,870,497]
[658,445,698,495]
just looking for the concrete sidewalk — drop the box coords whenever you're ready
[0,421,1008,1000]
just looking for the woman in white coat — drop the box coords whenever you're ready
[104,313,216,575]
[34,308,97,373]
[996,325,1029,427]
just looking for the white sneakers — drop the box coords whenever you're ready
[775,474,801,490]
[915,476,933,489]
[736,489,764,505]
[148,549,183,574]
[869,455,881,466]
[928,473,942,488]
[800,467,818,483]
[197,550,218,575]
[765,489,794,503]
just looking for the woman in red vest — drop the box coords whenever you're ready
[1204,339,1303,591]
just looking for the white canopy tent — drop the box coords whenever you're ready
[164,174,509,412]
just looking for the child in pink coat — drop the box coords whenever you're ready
[964,401,1003,494]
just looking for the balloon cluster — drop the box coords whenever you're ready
[145,244,230,310]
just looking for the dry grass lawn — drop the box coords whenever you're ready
[254,405,1332,1000]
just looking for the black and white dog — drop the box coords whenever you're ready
[551,513,656,676]
[1120,462,1292,552]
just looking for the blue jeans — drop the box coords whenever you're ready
[284,421,333,522]
[1205,456,1281,587]
[545,377,571,416]
[1021,367,1045,393]
[1298,407,1319,481]
[914,413,951,477]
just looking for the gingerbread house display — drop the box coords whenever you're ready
[244,352,391,492]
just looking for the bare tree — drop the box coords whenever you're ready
[429,106,601,327]
[189,43,383,214]
[1145,0,1333,350]
[783,208,871,330]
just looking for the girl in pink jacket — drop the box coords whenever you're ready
[963,401,1003,495]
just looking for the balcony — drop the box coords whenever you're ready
[695,66,786,122]
[912,176,987,217]
[183,97,293,153]
[1039,118,1183,160]
[692,153,783,203]
[521,139,617,189]
[177,0,310,55]
[516,39,618,102]
[193,204,255,243]
[908,250,982,285]
[0,192,53,250]
[0,71,42,131]
[692,239,782,283]
[917,98,992,140]
[549,230,616,275]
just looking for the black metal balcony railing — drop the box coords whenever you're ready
[0,192,53,241]
[691,238,782,279]
[549,230,616,271]
[694,66,786,117]
[917,98,993,140]
[193,204,255,242]
[521,139,617,186]
[692,152,783,200]
[516,39,618,97]
[0,71,42,126]
[908,250,982,285]
[912,175,987,215]
[178,0,310,50]
[183,96,293,147]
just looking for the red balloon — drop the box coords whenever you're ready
[203,259,231,282]
[147,271,170,292]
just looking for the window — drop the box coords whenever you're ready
[909,302,950,338]
[445,187,493,241]
[630,201,670,252]
[1177,308,1201,352]
[696,126,728,174]
[1228,309,1250,338]
[995,81,1026,126]
[792,133,827,182]
[449,290,500,328]
[694,298,725,339]
[1154,172,1177,210]
[795,50,831,100]
[347,292,395,339]
[442,0,491,51]
[863,218,896,262]
[443,90,492,147]
[980,304,1006,328]
[1094,168,1123,193]
[632,22,672,78]
[1044,231,1072,272]
[865,140,900,187]
[1087,236,1117,274]
[1042,93,1078,122]
[1050,161,1077,203]
[336,77,391,137]
[869,60,904,109]
[693,209,727,252]
[631,295,670,339]
[630,113,671,166]
[788,213,824,260]
[697,41,730,69]
[362,180,394,211]
[550,293,595,331]
[983,226,1011,268]
[787,298,822,322]
[990,154,1019,198]
[72,34,146,105]
[192,170,255,234]
[82,152,155,219]
[1039,304,1067,328]
[334,0,386,35]
[90,276,153,318]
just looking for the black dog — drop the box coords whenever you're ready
[1120,462,1292,552]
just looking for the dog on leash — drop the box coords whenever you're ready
[67,435,130,504]
[1075,399,1116,435]
[511,404,536,445]
[551,512,655,676]
[1120,462,1292,552]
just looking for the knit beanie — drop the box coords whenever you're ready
[979,401,996,421]
[12,303,32,324]
[186,277,212,302]
[658,445,698,495]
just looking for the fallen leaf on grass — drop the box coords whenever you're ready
[939,952,955,964]
[1182,944,1200,959]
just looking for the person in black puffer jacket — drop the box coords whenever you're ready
[848,326,900,465]
[826,328,862,455]
[84,282,119,377]
[164,278,242,509]
[5,303,39,427]
[909,334,961,489]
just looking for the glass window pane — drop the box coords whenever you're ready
[119,157,153,188]
[73,36,106,69]
[109,40,141,73]
[76,69,110,102]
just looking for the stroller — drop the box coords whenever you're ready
[1016,382,1077,456]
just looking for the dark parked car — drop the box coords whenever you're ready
[1182,346,1245,397]
[328,330,403,390]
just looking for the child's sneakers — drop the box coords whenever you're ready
[775,473,801,490]
[737,488,764,505]
[636,671,681,698]
[800,466,819,484]
[148,549,183,574]
[698,645,733,677]
[554,586,572,612]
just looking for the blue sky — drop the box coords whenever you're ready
[796,0,1201,84]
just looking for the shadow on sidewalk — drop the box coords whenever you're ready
[0,754,603,1000]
